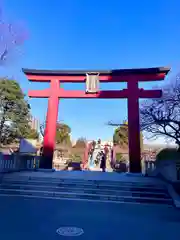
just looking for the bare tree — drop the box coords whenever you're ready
[0,5,27,65]
[140,74,180,150]
[107,73,180,149]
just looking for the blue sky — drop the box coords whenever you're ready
[1,0,180,141]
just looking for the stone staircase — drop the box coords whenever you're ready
[0,175,173,205]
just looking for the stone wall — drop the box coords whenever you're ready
[148,159,180,182]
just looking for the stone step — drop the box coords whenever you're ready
[0,188,173,205]
[0,183,171,199]
[1,174,162,183]
[2,176,166,188]
[1,179,167,193]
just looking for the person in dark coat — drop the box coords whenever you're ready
[100,151,106,172]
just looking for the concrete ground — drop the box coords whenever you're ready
[0,196,180,240]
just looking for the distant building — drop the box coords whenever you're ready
[29,116,40,132]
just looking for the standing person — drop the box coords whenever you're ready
[100,151,106,172]
[39,146,43,156]
[88,141,95,169]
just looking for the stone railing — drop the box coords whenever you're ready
[152,159,180,181]
[0,153,40,173]
[0,152,157,174]
[113,160,156,174]
[143,158,180,182]
[143,160,156,175]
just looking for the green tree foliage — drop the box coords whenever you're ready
[0,78,36,144]
[115,153,123,162]
[56,122,71,145]
[40,121,71,145]
[112,121,143,150]
[69,154,82,163]
[113,122,128,146]
[25,128,39,140]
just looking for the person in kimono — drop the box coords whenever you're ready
[100,151,106,172]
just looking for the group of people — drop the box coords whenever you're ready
[88,139,108,172]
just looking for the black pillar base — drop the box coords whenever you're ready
[129,161,142,173]
[39,155,53,169]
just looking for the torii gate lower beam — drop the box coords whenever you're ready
[23,67,170,172]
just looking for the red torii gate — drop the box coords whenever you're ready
[23,67,170,173]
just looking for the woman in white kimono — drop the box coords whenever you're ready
[88,141,96,168]
[91,139,103,168]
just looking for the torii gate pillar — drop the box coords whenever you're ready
[128,80,141,172]
[42,80,59,169]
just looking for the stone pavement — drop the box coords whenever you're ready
[0,196,180,240]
